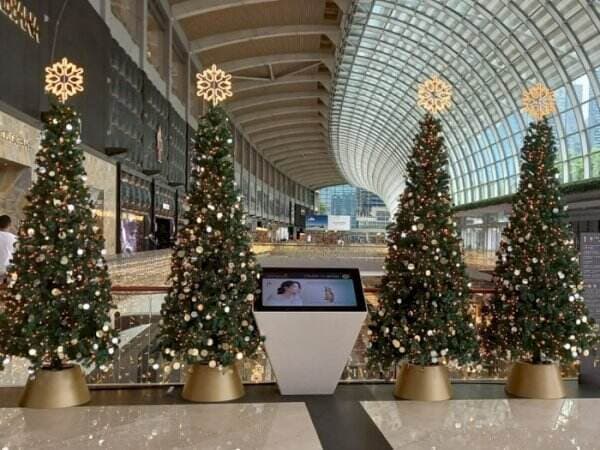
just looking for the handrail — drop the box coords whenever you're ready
[363,286,494,295]
[1,285,495,295]
[111,285,169,293]
[111,286,496,295]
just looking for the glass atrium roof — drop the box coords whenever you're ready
[330,0,600,209]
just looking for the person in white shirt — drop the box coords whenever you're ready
[0,215,17,278]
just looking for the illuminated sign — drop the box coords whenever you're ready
[0,0,40,43]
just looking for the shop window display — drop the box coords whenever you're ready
[120,211,146,254]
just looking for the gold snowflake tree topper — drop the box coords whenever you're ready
[522,83,556,121]
[44,57,84,103]
[417,75,452,114]
[196,64,233,107]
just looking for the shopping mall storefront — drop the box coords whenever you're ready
[0,107,118,253]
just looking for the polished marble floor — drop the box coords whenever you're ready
[0,403,321,450]
[362,398,600,450]
[1,384,599,450]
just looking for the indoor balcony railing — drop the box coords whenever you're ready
[0,286,581,388]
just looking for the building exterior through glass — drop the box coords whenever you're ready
[318,185,390,230]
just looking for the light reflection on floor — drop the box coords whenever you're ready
[0,403,322,450]
[362,398,600,449]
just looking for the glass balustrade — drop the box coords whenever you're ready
[0,247,581,387]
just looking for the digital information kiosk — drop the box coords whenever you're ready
[253,268,368,395]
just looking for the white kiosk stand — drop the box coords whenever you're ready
[253,268,367,395]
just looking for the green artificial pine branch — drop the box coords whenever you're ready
[0,102,118,371]
[158,106,263,370]
[367,114,479,370]
[482,118,599,364]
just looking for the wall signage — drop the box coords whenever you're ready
[306,214,327,231]
[328,215,352,231]
[579,232,600,385]
[0,0,40,43]
[581,233,600,322]
[0,129,32,153]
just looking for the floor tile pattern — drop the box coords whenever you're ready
[362,398,600,450]
[0,403,322,450]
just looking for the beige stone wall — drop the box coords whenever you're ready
[0,111,38,231]
[83,150,118,254]
[0,109,118,254]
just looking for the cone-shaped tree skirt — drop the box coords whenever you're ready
[182,364,244,402]
[394,363,452,401]
[506,361,565,399]
[20,365,91,408]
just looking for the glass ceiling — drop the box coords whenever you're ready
[330,0,600,209]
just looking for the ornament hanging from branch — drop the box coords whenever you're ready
[417,75,452,114]
[522,83,556,121]
[44,57,84,103]
[196,64,233,107]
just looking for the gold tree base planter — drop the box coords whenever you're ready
[394,363,452,401]
[182,363,244,402]
[505,361,565,399]
[20,365,91,408]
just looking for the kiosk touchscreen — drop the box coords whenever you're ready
[255,268,366,311]
[253,268,367,395]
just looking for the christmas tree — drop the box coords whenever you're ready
[481,117,597,364]
[368,114,478,369]
[0,103,118,371]
[158,106,262,370]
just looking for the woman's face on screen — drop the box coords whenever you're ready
[286,283,300,294]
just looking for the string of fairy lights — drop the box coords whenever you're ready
[367,76,479,370]
[0,58,596,379]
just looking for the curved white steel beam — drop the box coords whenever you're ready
[234,105,329,124]
[253,126,327,145]
[332,0,351,14]
[271,152,330,165]
[191,25,340,53]
[226,90,329,112]
[260,136,327,152]
[234,74,331,94]
[221,52,334,74]
[172,0,279,20]
[267,145,328,157]
[331,0,600,209]
[246,118,328,135]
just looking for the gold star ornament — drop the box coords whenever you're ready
[44,57,84,103]
[522,83,556,121]
[196,64,233,106]
[417,75,452,114]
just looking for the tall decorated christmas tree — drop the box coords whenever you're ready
[158,66,262,401]
[481,85,597,398]
[0,58,118,407]
[368,76,478,400]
